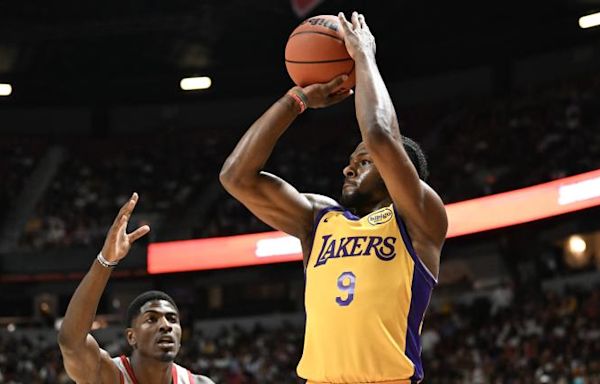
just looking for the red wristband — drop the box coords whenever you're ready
[287,90,307,114]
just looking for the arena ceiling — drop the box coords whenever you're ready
[0,0,599,105]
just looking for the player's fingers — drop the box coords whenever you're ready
[358,13,367,29]
[324,74,348,93]
[329,89,353,105]
[115,213,128,236]
[337,12,353,32]
[351,11,360,30]
[122,192,139,216]
[111,203,128,227]
[106,214,126,246]
[113,193,137,225]
[128,225,151,243]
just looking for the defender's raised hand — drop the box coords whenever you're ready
[100,192,150,264]
[338,12,376,61]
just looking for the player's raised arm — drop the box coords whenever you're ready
[219,76,352,240]
[57,193,150,383]
[338,12,447,272]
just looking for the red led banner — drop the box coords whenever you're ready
[445,168,600,237]
[148,169,600,274]
[147,232,303,274]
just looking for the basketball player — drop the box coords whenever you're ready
[58,193,214,384]
[220,12,447,384]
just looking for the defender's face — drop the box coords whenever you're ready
[340,142,387,208]
[127,300,181,362]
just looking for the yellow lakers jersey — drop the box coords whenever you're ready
[297,204,437,383]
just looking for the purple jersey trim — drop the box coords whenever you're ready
[392,205,437,287]
[405,266,433,381]
[391,205,436,382]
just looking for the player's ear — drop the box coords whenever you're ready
[126,328,136,348]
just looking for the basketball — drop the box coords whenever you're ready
[285,15,356,90]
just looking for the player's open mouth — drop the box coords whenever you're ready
[156,336,176,348]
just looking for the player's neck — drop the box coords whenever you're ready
[354,197,392,217]
[129,353,174,384]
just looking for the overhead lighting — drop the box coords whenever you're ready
[0,83,12,96]
[180,76,212,91]
[579,12,600,29]
[568,235,587,255]
[564,234,590,269]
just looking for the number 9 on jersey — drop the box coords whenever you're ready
[336,271,356,306]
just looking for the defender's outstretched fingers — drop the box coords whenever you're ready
[128,225,150,244]
[104,213,126,249]
[121,192,139,219]
[116,213,129,234]
[112,193,138,226]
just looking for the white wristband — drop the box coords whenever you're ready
[97,252,118,269]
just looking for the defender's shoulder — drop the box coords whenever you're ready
[193,375,216,384]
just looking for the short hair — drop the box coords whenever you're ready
[126,290,178,327]
[402,136,429,181]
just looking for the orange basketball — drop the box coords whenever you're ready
[285,15,355,90]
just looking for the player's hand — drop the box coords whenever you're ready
[100,192,150,263]
[338,12,376,61]
[296,75,353,109]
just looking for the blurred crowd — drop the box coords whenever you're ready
[1,285,599,383]
[3,70,600,248]
[428,73,600,203]
[17,134,226,250]
[424,286,600,383]
[0,138,43,224]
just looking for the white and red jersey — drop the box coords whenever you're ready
[112,355,197,384]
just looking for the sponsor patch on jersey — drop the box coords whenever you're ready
[367,208,393,226]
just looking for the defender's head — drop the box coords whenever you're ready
[125,290,181,363]
[340,137,428,209]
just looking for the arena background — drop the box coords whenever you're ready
[1,1,600,383]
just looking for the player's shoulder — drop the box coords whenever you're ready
[192,374,216,384]
[303,193,340,212]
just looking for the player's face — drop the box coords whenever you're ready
[340,142,388,209]
[128,300,181,363]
